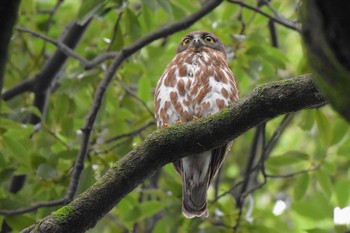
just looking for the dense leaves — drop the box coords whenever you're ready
[0,0,350,232]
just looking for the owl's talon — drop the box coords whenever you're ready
[176,120,183,125]
[162,123,169,128]
[193,116,200,121]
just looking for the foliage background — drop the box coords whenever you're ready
[1,0,350,232]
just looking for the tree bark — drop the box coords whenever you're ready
[301,0,350,121]
[29,74,326,233]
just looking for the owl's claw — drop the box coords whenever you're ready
[162,123,169,128]
[176,120,183,125]
[193,116,200,121]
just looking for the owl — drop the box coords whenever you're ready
[154,31,239,218]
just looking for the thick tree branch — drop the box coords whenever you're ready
[301,0,350,121]
[30,75,326,233]
[0,0,21,94]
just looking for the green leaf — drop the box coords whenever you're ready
[137,77,152,103]
[292,193,332,220]
[109,23,124,51]
[53,94,70,122]
[25,106,42,119]
[77,0,105,25]
[5,214,35,231]
[125,8,142,41]
[0,100,13,114]
[337,140,350,157]
[0,118,25,130]
[267,151,309,167]
[315,110,332,146]
[76,166,97,194]
[144,0,159,11]
[0,168,15,183]
[316,170,333,197]
[138,201,167,220]
[267,47,290,64]
[117,194,138,229]
[3,136,30,167]
[299,110,315,131]
[120,200,167,224]
[331,118,349,145]
[294,173,309,201]
[335,179,350,207]
[245,46,266,56]
[170,2,187,20]
[3,125,34,139]
[20,0,34,15]
[36,163,58,180]
[157,0,173,16]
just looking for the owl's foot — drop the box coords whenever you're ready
[176,120,183,125]
[162,123,169,128]
[193,116,200,121]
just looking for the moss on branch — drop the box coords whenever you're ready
[32,74,326,233]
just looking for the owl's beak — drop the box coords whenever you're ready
[191,38,204,52]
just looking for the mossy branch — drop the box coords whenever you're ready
[29,74,326,233]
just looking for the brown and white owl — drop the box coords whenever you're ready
[154,31,239,218]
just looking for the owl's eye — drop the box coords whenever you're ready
[182,38,191,46]
[204,36,214,43]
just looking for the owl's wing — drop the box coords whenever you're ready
[173,160,182,174]
[173,141,232,182]
[209,141,233,183]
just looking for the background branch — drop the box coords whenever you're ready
[227,0,301,32]
[0,20,92,222]
[29,75,326,233]
[2,20,91,100]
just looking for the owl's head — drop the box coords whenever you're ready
[176,31,226,57]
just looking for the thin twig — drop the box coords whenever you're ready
[40,0,64,56]
[0,198,69,215]
[266,165,320,178]
[264,113,294,157]
[106,121,155,143]
[107,12,124,52]
[233,124,266,233]
[117,79,155,118]
[42,123,71,150]
[227,0,301,32]
[15,27,123,70]
[16,27,90,65]
[3,22,91,100]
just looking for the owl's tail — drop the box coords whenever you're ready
[180,152,211,218]
[182,178,209,218]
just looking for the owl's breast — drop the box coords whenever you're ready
[154,49,238,127]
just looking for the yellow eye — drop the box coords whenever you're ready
[204,36,214,43]
[182,38,190,46]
